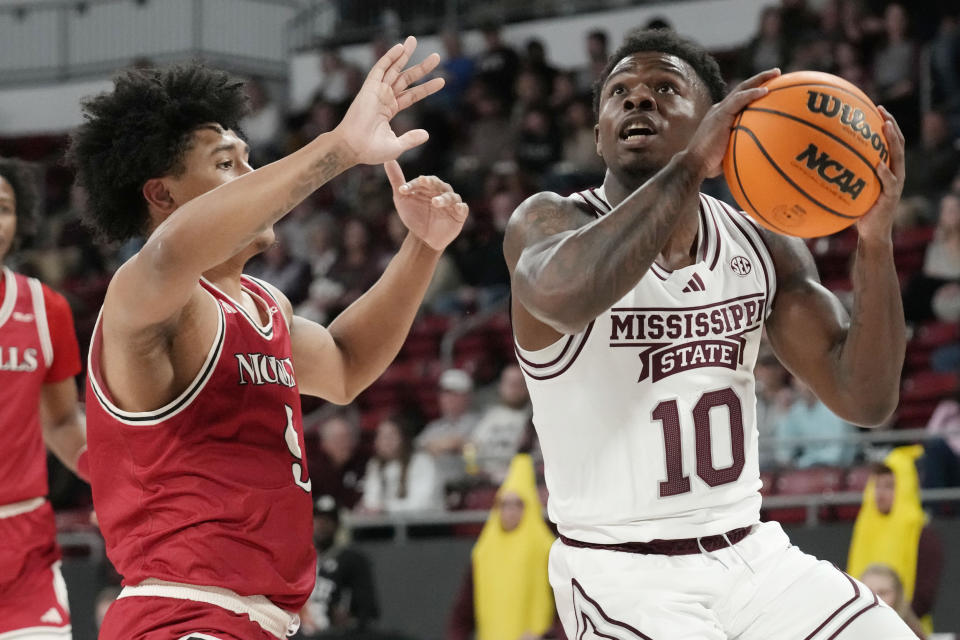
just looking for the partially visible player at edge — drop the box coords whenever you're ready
[67,37,467,640]
[0,158,87,640]
[504,30,912,638]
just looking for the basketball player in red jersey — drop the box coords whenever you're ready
[67,38,466,639]
[0,157,87,640]
[505,30,913,638]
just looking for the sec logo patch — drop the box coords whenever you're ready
[730,256,752,276]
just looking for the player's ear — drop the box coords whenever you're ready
[142,178,176,215]
[595,123,601,156]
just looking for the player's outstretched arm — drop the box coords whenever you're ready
[505,69,779,336]
[288,161,467,404]
[764,107,906,427]
[40,379,87,476]
[109,37,443,333]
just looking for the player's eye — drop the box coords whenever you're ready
[611,85,625,96]
[217,159,234,170]
[657,83,678,94]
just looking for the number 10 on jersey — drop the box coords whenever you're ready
[653,387,746,497]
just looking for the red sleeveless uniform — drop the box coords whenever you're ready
[86,276,316,629]
[0,267,81,637]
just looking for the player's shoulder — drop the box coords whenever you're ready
[504,190,596,263]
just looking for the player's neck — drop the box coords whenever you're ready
[202,259,247,301]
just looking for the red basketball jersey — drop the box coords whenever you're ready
[0,267,81,506]
[86,275,316,611]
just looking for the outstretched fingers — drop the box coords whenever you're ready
[369,38,411,83]
[384,160,407,192]
[393,52,441,93]
[397,77,445,111]
[382,36,418,87]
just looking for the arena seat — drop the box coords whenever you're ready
[765,467,845,524]
[901,371,959,404]
[834,465,873,520]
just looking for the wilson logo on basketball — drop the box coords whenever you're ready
[795,143,867,199]
[805,91,889,162]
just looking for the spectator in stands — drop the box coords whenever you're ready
[576,29,609,93]
[320,218,386,320]
[447,454,557,640]
[240,77,281,165]
[434,30,476,111]
[926,12,960,135]
[873,3,920,141]
[513,106,562,176]
[903,111,960,199]
[360,415,444,514]
[754,352,795,469]
[469,365,532,483]
[860,564,926,639]
[416,369,479,484]
[521,39,558,101]
[774,380,856,468]
[459,83,512,172]
[738,6,789,79]
[922,386,960,491]
[848,447,944,635]
[511,70,551,131]
[300,494,379,637]
[246,241,312,305]
[307,411,368,510]
[476,21,520,108]
[314,46,361,108]
[903,192,960,322]
[557,98,605,179]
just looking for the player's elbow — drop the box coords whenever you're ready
[514,275,591,336]
[842,393,899,428]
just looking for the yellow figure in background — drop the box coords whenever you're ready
[472,454,556,640]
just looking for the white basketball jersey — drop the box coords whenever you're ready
[517,189,777,543]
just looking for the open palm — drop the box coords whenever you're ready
[385,160,468,252]
[337,36,444,165]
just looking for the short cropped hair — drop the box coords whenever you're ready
[0,157,41,243]
[593,29,727,120]
[66,62,249,243]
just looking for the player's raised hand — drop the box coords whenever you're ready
[385,160,468,252]
[686,68,781,178]
[335,36,444,165]
[856,105,904,244]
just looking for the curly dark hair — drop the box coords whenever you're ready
[0,157,42,245]
[592,29,727,120]
[66,62,249,243]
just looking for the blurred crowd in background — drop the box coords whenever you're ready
[2,0,959,553]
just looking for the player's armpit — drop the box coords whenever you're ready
[763,231,899,426]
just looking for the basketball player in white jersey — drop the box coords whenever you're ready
[504,30,912,639]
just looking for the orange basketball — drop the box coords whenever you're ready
[723,71,889,238]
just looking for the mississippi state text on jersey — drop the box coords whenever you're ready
[86,275,316,610]
[517,190,776,543]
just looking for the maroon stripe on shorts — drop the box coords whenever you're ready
[572,579,654,640]
[802,571,860,640]
[559,526,751,556]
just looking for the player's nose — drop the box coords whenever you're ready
[623,84,656,112]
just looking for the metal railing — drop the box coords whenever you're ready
[0,0,302,86]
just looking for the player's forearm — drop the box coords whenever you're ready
[149,130,356,276]
[836,238,905,425]
[327,233,441,400]
[43,414,86,474]
[517,152,704,332]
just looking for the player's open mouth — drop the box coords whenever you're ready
[619,118,657,141]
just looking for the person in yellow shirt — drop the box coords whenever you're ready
[447,454,558,640]
[848,446,944,635]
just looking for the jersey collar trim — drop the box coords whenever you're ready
[200,276,274,340]
[0,267,16,329]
